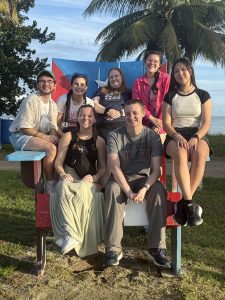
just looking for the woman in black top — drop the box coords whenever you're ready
[51,105,107,257]
[162,57,212,227]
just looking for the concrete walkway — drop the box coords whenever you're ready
[0,159,224,178]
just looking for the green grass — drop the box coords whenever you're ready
[207,134,225,158]
[0,170,225,299]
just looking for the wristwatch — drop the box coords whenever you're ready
[193,134,200,140]
[143,183,151,191]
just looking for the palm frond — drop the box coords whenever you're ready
[84,0,150,17]
[188,21,225,65]
[95,11,164,61]
[157,19,181,62]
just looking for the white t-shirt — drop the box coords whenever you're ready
[39,101,51,133]
[57,94,94,126]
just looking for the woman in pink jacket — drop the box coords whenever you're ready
[132,51,170,134]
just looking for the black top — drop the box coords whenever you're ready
[64,131,98,175]
[93,89,132,125]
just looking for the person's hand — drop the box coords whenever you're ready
[106,109,121,119]
[126,190,134,200]
[82,174,97,183]
[43,134,59,145]
[49,134,59,145]
[173,133,189,150]
[188,137,198,154]
[152,125,160,133]
[133,187,147,203]
[149,116,163,129]
[59,173,74,182]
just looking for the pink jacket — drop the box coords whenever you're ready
[132,71,170,126]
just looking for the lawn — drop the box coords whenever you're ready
[0,170,224,299]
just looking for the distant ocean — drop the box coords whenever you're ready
[209,116,225,135]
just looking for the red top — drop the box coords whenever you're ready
[132,71,170,129]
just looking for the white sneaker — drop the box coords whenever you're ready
[61,236,80,255]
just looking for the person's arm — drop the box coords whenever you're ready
[132,79,140,99]
[196,99,212,139]
[93,96,105,114]
[56,112,64,137]
[19,128,59,145]
[93,95,120,119]
[162,102,189,150]
[133,156,162,203]
[108,152,133,199]
[94,136,107,182]
[54,132,74,182]
[188,98,212,151]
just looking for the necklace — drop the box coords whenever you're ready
[178,84,194,95]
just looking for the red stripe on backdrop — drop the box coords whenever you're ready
[52,62,71,101]
[161,62,167,73]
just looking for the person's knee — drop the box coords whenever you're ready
[192,148,208,164]
[167,143,187,162]
[105,180,125,205]
[148,181,167,205]
[45,143,57,158]
[105,180,120,194]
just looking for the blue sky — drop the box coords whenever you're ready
[26,0,225,116]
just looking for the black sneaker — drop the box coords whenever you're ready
[148,248,171,268]
[104,251,123,267]
[185,202,203,226]
[174,199,187,225]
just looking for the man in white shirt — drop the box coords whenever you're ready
[9,70,59,193]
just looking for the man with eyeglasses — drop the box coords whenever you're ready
[9,70,59,193]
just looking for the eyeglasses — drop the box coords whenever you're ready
[38,80,55,85]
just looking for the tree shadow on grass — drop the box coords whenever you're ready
[193,266,225,284]
[0,254,36,275]
[0,207,35,247]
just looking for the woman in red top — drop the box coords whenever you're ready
[132,51,170,134]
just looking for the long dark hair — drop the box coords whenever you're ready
[144,50,162,95]
[64,73,88,122]
[76,104,98,143]
[100,67,129,95]
[169,57,197,92]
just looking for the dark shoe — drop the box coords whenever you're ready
[148,248,171,268]
[185,202,203,226]
[104,251,123,266]
[174,199,187,226]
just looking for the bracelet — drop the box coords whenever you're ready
[172,132,178,139]
[104,107,110,116]
[34,130,39,137]
[143,183,151,191]
[193,134,200,140]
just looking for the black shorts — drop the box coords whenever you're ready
[164,127,213,158]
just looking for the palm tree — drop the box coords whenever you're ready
[84,0,225,65]
[0,0,19,26]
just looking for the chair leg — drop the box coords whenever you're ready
[36,228,46,276]
[171,226,182,275]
